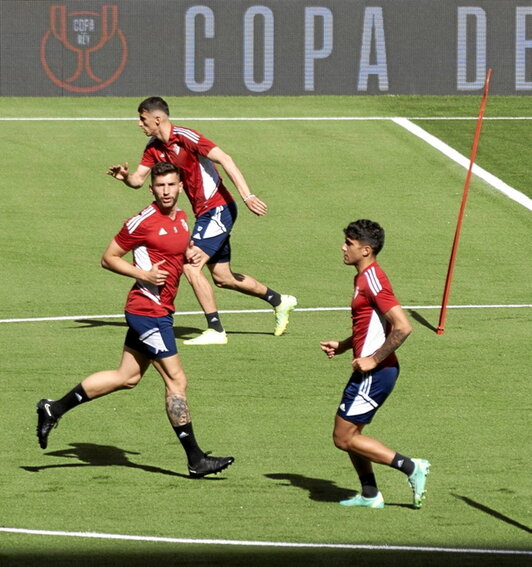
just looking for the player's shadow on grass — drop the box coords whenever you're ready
[21,442,192,479]
[225,329,272,337]
[73,318,272,338]
[452,493,532,534]
[265,473,412,508]
[73,319,203,339]
[407,309,438,333]
[265,473,352,502]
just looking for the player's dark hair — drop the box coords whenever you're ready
[138,96,170,116]
[151,161,179,181]
[344,219,385,255]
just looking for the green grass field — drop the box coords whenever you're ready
[0,96,531,566]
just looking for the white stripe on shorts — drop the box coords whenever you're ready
[346,374,379,416]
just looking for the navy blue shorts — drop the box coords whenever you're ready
[124,312,177,360]
[337,365,399,424]
[192,202,237,264]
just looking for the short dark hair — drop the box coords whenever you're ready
[138,96,170,116]
[344,219,385,255]
[151,161,179,182]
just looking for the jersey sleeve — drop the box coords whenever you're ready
[114,224,138,252]
[173,126,217,157]
[113,211,149,252]
[373,286,400,314]
[139,141,159,168]
[364,267,400,314]
[372,275,400,314]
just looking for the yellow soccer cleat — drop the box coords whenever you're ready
[273,295,298,336]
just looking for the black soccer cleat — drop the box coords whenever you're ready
[36,399,59,449]
[188,452,234,478]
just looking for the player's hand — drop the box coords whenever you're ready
[352,356,377,373]
[107,162,129,181]
[185,242,202,267]
[320,341,341,359]
[144,260,169,286]
[244,195,268,216]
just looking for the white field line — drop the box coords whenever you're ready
[393,117,532,211]
[0,304,530,324]
[0,116,531,121]
[0,527,530,556]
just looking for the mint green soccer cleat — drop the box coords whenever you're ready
[340,492,384,508]
[408,458,431,509]
[273,295,297,336]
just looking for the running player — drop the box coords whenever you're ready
[36,163,234,478]
[320,219,430,508]
[107,97,297,345]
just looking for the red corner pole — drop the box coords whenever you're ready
[436,68,493,335]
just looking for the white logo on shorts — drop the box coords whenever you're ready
[139,328,169,354]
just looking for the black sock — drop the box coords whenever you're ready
[390,452,415,476]
[205,312,224,333]
[173,422,204,465]
[52,384,90,418]
[359,473,379,498]
[262,288,281,307]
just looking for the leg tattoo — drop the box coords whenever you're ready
[166,394,191,427]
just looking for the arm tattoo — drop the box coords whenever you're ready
[166,394,191,427]
[372,329,409,365]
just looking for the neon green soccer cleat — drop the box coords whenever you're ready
[408,458,431,509]
[340,492,384,508]
[273,295,297,336]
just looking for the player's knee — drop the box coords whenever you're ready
[212,271,243,289]
[211,273,231,288]
[333,430,349,451]
[122,374,142,389]
[182,263,195,280]
[166,380,187,397]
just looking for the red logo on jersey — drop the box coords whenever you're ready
[40,5,128,93]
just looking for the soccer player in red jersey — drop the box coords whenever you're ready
[107,97,297,345]
[36,163,234,478]
[320,220,430,508]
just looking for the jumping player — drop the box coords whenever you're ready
[107,97,297,345]
[36,163,234,478]
[320,219,430,508]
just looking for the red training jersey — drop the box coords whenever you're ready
[140,124,234,217]
[114,203,190,317]
[351,262,400,368]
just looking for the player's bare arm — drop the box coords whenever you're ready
[206,146,268,216]
[320,337,352,359]
[352,305,412,372]
[107,162,151,189]
[101,239,169,286]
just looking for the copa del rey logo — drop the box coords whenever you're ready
[40,4,128,93]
